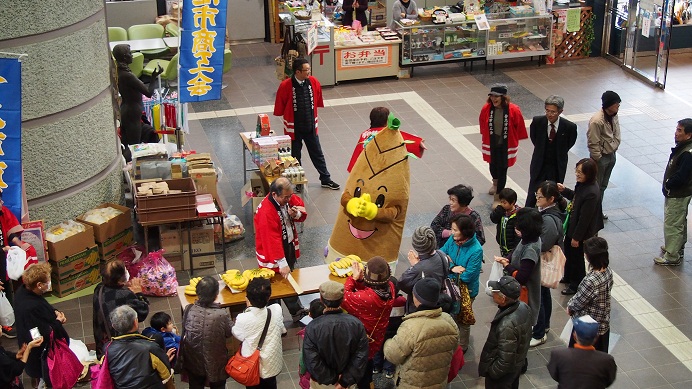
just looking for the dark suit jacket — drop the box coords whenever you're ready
[547,347,617,389]
[562,182,604,241]
[528,116,578,190]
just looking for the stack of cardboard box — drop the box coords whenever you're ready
[78,203,134,263]
[159,224,216,271]
[47,223,100,297]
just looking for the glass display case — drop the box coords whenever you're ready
[394,20,486,66]
[280,12,336,85]
[485,13,552,60]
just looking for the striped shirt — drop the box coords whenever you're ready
[568,267,613,335]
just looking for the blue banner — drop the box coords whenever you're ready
[0,58,23,220]
[179,0,228,103]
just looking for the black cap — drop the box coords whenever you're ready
[488,275,521,300]
[488,84,508,96]
[601,90,621,109]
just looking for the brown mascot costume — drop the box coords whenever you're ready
[325,116,411,268]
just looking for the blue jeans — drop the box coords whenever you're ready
[532,286,552,339]
[372,349,395,373]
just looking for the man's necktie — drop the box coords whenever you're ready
[549,123,556,142]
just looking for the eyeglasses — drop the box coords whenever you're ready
[535,193,545,200]
[545,109,560,115]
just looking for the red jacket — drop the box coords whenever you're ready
[347,127,425,172]
[479,103,527,167]
[341,277,395,360]
[273,76,324,140]
[253,194,307,270]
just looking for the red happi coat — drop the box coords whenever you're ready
[273,76,324,140]
[254,194,307,270]
[479,103,527,167]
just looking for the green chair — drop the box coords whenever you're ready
[108,27,127,42]
[142,53,179,86]
[165,23,180,37]
[130,52,145,78]
[127,24,167,58]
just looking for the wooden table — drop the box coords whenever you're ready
[109,38,167,51]
[177,264,346,310]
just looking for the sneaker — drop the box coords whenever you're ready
[372,367,382,375]
[291,308,309,323]
[602,213,608,220]
[1,325,17,338]
[654,257,682,266]
[321,180,340,190]
[384,371,394,379]
[529,335,547,347]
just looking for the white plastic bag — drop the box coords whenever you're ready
[7,246,28,280]
[485,261,505,296]
[68,338,92,363]
[0,291,15,326]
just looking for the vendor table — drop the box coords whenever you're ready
[176,264,346,311]
[109,38,167,51]
[239,132,308,188]
[163,37,179,48]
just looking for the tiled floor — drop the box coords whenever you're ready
[4,46,692,388]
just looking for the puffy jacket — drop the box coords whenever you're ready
[303,310,369,387]
[93,283,150,358]
[232,304,286,379]
[341,278,395,359]
[490,204,520,256]
[478,301,532,381]
[441,233,483,298]
[181,302,234,383]
[663,138,692,198]
[383,307,459,389]
[107,333,171,389]
[398,250,448,313]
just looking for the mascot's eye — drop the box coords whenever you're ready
[375,194,385,208]
[354,187,362,198]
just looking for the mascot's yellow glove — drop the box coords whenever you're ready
[346,193,379,220]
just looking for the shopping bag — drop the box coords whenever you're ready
[90,343,114,389]
[44,332,83,389]
[139,250,178,297]
[456,282,475,325]
[117,245,146,278]
[6,246,27,280]
[0,291,15,326]
[485,261,504,296]
[448,346,465,383]
[541,245,567,289]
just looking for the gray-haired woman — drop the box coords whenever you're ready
[180,276,234,389]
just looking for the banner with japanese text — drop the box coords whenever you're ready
[179,0,228,103]
[0,58,23,220]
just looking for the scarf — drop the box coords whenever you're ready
[292,76,314,114]
[488,103,509,144]
[401,0,412,10]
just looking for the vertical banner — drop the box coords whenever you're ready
[179,0,228,103]
[0,58,23,220]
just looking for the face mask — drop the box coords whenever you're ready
[45,281,52,291]
[125,269,130,282]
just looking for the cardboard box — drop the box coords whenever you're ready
[160,225,216,269]
[98,227,135,261]
[47,223,96,261]
[50,264,101,298]
[189,168,219,203]
[50,245,100,280]
[77,203,132,243]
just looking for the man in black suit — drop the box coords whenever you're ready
[526,95,578,207]
[547,315,617,388]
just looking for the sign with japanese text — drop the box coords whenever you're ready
[0,58,23,220]
[179,0,228,102]
[307,23,318,55]
[339,46,390,68]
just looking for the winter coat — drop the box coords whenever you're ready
[181,302,234,383]
[273,76,324,140]
[509,240,542,325]
[490,205,520,256]
[398,250,448,313]
[341,277,395,359]
[562,182,604,241]
[107,333,171,389]
[478,301,532,381]
[479,102,527,167]
[587,109,620,161]
[540,206,565,252]
[140,328,180,352]
[441,234,483,298]
[663,137,692,198]
[431,205,486,248]
[232,304,286,379]
[303,310,369,387]
[383,307,459,389]
[93,283,150,358]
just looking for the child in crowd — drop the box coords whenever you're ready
[490,188,521,257]
[141,312,181,357]
[298,299,325,389]
[372,276,406,380]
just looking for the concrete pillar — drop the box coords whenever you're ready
[0,0,123,227]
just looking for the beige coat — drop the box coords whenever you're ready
[383,307,459,389]
[587,109,621,160]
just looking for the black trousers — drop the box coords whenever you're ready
[187,373,226,389]
[246,376,278,389]
[484,370,520,389]
[564,237,586,291]
[489,143,508,192]
[292,130,331,183]
[525,163,559,207]
[356,359,373,389]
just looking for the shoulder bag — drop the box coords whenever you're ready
[225,309,272,386]
[90,342,114,389]
[540,214,567,289]
[42,330,83,389]
[439,252,461,315]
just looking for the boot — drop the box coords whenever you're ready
[492,193,501,209]
[488,179,498,195]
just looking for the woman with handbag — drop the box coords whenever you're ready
[181,276,234,389]
[557,158,604,295]
[531,181,568,347]
[92,259,149,359]
[440,214,483,352]
[232,277,286,389]
[12,263,70,388]
[0,323,43,387]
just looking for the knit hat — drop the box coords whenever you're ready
[573,315,599,344]
[364,256,391,286]
[488,84,508,96]
[319,280,344,302]
[411,226,436,254]
[488,275,521,300]
[601,91,621,109]
[413,278,440,307]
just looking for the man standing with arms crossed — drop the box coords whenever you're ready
[655,118,692,266]
[587,91,621,219]
[274,58,340,191]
